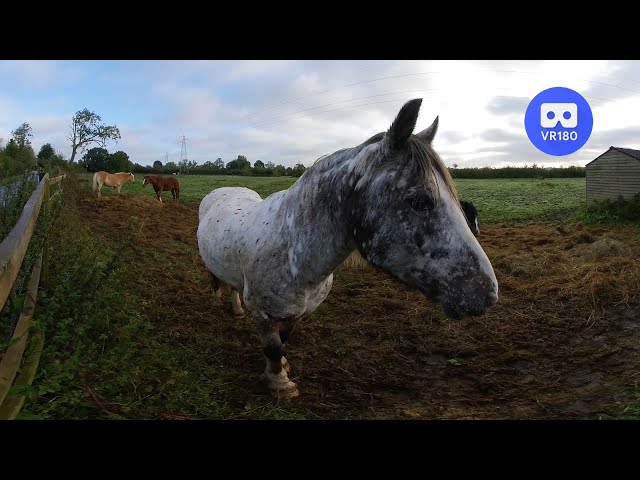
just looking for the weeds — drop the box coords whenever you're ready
[578,193,640,225]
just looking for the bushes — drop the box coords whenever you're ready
[580,193,640,224]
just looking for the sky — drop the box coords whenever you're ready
[2,59,640,169]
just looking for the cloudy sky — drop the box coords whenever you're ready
[2,59,640,169]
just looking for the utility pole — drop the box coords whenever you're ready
[179,135,188,174]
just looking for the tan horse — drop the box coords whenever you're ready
[92,171,135,197]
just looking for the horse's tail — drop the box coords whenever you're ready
[92,172,98,193]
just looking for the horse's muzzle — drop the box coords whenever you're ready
[440,276,498,319]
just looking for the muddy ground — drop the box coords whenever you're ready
[77,192,640,419]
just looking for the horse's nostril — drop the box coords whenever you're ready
[486,291,498,306]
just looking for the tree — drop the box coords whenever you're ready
[37,143,55,161]
[292,163,306,177]
[273,164,287,176]
[265,161,275,169]
[254,160,265,169]
[80,147,110,172]
[37,143,56,169]
[153,160,163,168]
[108,150,132,172]
[12,122,33,148]
[1,138,37,175]
[226,156,251,171]
[67,108,121,163]
[214,158,224,168]
[178,158,198,174]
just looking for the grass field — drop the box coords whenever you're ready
[20,172,640,420]
[80,173,587,223]
[81,173,297,204]
[454,178,586,222]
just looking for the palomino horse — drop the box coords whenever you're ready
[142,175,180,203]
[92,171,135,198]
[197,99,499,399]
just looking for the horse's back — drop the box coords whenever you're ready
[197,187,265,288]
[198,187,262,222]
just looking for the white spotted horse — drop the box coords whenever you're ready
[197,99,499,399]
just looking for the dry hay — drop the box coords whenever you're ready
[75,191,640,420]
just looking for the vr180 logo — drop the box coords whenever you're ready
[525,87,593,156]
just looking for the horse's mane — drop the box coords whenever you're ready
[405,135,460,205]
[305,129,459,206]
[356,131,458,203]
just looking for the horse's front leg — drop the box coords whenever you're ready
[278,316,302,374]
[230,289,245,317]
[260,317,301,399]
[210,272,223,303]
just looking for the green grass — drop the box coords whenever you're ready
[79,173,297,203]
[17,178,309,419]
[79,173,587,224]
[454,177,586,223]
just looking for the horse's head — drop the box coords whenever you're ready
[142,175,150,187]
[130,173,135,183]
[350,99,498,319]
[460,200,480,236]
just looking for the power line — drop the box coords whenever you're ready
[248,92,619,129]
[244,67,640,125]
[248,88,443,127]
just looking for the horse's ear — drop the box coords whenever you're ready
[385,98,422,151]
[415,116,439,144]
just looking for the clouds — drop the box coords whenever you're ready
[0,60,84,90]
[1,60,640,168]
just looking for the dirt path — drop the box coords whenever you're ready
[78,193,640,419]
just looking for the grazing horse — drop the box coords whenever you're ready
[461,200,480,236]
[92,171,135,197]
[197,99,499,399]
[142,175,180,202]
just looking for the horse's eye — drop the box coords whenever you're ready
[406,193,434,211]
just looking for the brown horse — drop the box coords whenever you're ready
[142,175,180,203]
[92,171,135,197]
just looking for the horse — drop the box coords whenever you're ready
[461,200,480,236]
[92,171,135,197]
[142,175,180,202]
[197,98,499,399]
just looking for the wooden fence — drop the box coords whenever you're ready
[0,173,65,420]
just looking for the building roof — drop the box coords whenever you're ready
[586,146,640,166]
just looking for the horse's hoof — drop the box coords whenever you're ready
[232,312,245,319]
[281,358,291,374]
[270,382,299,400]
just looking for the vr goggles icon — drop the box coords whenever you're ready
[540,103,577,128]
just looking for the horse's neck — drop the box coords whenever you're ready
[276,166,356,282]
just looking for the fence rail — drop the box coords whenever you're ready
[0,173,65,420]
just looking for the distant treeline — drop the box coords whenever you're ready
[449,165,585,179]
[133,163,586,179]
[130,155,308,178]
